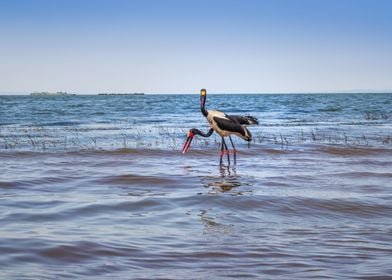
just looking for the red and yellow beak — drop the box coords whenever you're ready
[182,131,194,154]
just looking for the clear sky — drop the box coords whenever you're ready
[1,0,391,94]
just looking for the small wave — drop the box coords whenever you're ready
[0,181,17,188]
[83,148,180,157]
[244,147,295,155]
[0,148,181,158]
[98,174,177,186]
[39,121,83,126]
[37,241,140,263]
[316,145,392,156]
[335,171,392,179]
[319,106,341,112]
[4,176,74,188]
[279,197,392,219]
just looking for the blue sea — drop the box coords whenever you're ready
[1,93,391,279]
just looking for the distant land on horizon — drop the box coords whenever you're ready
[0,90,391,95]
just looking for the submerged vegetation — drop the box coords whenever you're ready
[0,124,391,152]
[1,94,391,152]
[364,111,391,120]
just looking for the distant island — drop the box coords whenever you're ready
[30,91,76,96]
[98,93,144,96]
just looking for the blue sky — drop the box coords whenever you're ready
[0,0,391,94]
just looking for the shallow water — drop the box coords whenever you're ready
[1,94,392,279]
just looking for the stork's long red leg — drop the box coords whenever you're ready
[222,137,230,166]
[229,136,237,165]
[219,138,224,166]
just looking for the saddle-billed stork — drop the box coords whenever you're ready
[182,88,258,166]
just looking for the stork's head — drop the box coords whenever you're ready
[182,129,196,154]
[200,88,207,109]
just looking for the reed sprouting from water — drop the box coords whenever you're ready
[248,129,392,148]
[364,111,391,120]
[0,124,391,152]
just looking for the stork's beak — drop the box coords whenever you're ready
[182,131,194,154]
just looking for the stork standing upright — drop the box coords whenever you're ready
[182,89,258,166]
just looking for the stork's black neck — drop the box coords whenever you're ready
[200,95,208,117]
[192,128,214,138]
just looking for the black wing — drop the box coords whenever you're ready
[226,114,259,125]
[213,116,252,141]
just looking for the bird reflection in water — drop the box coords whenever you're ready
[202,167,251,194]
[198,168,254,237]
[198,209,234,237]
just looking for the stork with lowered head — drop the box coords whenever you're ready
[182,89,258,166]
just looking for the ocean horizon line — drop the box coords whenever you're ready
[1,90,392,96]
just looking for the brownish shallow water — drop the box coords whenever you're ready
[1,144,391,279]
